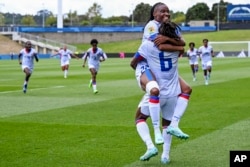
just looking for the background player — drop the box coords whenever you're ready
[51,45,79,78]
[198,39,214,85]
[82,39,107,94]
[187,42,199,81]
[18,41,39,93]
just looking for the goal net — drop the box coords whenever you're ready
[209,41,250,58]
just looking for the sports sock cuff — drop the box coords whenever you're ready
[135,119,146,124]
[179,93,190,100]
[149,95,159,103]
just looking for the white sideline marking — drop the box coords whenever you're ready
[0,86,65,94]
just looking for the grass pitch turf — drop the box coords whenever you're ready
[0,57,250,167]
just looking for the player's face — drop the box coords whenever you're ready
[25,42,32,50]
[203,40,208,47]
[190,44,194,49]
[92,43,97,51]
[154,4,170,23]
[92,43,97,48]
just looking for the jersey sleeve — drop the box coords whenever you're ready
[143,21,159,41]
[138,41,149,60]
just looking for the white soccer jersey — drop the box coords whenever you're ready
[82,47,106,71]
[138,40,181,97]
[198,45,213,63]
[20,48,37,71]
[58,49,72,66]
[187,48,199,65]
[142,20,160,42]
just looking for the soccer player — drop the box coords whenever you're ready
[130,2,186,147]
[130,2,190,164]
[141,2,192,141]
[82,39,107,94]
[51,45,79,78]
[18,41,39,93]
[198,39,214,85]
[135,21,184,164]
[187,42,199,81]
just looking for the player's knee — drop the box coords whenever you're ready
[135,107,149,121]
[136,114,148,122]
[150,87,159,96]
[146,81,159,96]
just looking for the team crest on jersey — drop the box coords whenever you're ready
[148,26,155,34]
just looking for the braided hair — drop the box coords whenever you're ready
[158,21,181,39]
[144,2,164,26]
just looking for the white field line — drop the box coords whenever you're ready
[0,86,65,94]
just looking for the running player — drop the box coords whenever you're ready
[187,42,199,81]
[18,41,39,93]
[51,45,79,78]
[82,39,107,94]
[198,39,214,85]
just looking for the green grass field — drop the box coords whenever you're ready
[0,57,250,167]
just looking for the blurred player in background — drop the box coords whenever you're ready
[198,39,214,85]
[18,41,39,93]
[82,39,107,94]
[51,45,79,78]
[187,42,199,81]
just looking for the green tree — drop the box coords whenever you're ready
[36,9,53,26]
[21,15,36,26]
[171,11,186,24]
[211,0,230,23]
[46,15,57,26]
[186,3,213,22]
[133,3,151,25]
[78,14,89,25]
[104,16,127,25]
[92,16,104,25]
[86,2,102,18]
[65,10,79,26]
[86,2,102,25]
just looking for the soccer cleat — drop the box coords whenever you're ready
[88,80,92,88]
[205,80,209,85]
[154,133,164,145]
[93,90,98,94]
[23,84,27,93]
[193,77,196,81]
[64,75,67,78]
[166,126,189,140]
[161,157,170,164]
[139,147,158,161]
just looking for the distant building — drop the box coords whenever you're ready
[188,20,215,27]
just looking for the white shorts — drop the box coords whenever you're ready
[61,59,69,66]
[138,93,149,108]
[139,93,177,121]
[22,65,33,73]
[202,61,212,70]
[160,96,178,121]
[88,64,99,72]
[189,60,198,65]
[135,61,149,89]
